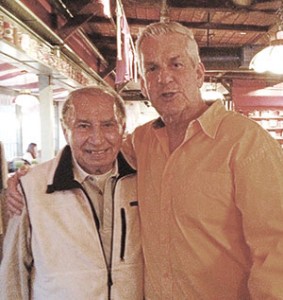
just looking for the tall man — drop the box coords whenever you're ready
[5,21,283,299]
[0,86,143,299]
[122,21,283,299]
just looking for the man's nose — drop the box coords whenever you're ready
[157,68,173,84]
[89,128,104,144]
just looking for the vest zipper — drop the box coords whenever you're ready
[107,268,113,300]
[80,186,100,230]
[108,178,118,300]
[80,186,112,299]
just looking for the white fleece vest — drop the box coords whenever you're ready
[20,151,143,299]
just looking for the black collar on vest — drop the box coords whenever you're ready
[153,117,165,129]
[46,145,136,194]
[116,151,136,179]
[46,146,80,193]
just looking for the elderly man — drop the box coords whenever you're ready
[5,21,283,299]
[0,86,143,299]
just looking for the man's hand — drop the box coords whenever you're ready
[6,165,30,217]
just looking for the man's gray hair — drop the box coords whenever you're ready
[61,85,126,129]
[136,21,201,73]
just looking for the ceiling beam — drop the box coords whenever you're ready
[124,0,279,14]
[91,16,270,34]
[53,0,101,41]
[155,0,279,14]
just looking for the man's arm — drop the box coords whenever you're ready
[121,133,137,170]
[235,141,283,298]
[0,205,33,299]
[6,166,30,216]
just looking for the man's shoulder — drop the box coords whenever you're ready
[133,118,159,135]
[21,156,58,184]
[220,110,281,150]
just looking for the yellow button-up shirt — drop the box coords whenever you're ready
[122,101,283,300]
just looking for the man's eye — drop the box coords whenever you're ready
[146,65,157,73]
[173,62,183,68]
[77,123,89,129]
[103,122,115,128]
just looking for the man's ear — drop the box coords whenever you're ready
[121,123,127,139]
[61,123,70,144]
[140,77,149,99]
[196,62,205,88]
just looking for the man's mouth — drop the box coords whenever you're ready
[161,91,176,99]
[85,149,107,155]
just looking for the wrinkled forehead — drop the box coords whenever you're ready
[72,89,114,103]
[62,87,126,128]
[72,92,117,117]
[138,32,200,70]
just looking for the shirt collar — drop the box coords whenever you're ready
[196,101,230,139]
[72,157,119,185]
[152,100,229,140]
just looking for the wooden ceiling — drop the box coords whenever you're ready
[1,0,283,99]
[88,0,280,65]
[55,0,282,73]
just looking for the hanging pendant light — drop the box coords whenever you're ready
[14,70,39,108]
[15,90,39,108]
[232,0,252,7]
[249,0,283,74]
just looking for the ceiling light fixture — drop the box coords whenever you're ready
[14,90,39,108]
[249,0,283,74]
[232,0,252,7]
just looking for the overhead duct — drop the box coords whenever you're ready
[200,47,242,70]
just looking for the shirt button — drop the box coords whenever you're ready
[160,236,167,244]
